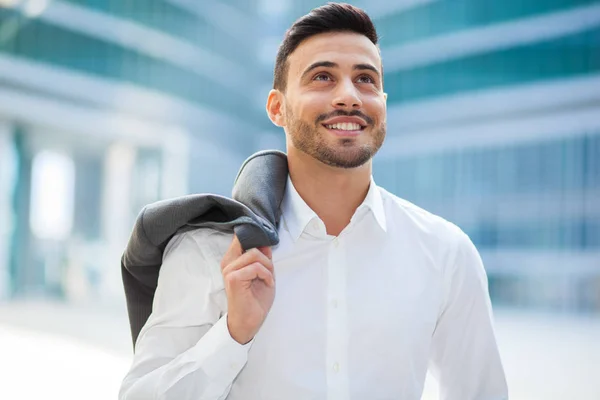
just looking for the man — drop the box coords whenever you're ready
[119,3,508,399]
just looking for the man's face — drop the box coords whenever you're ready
[277,31,387,169]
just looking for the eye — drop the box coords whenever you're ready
[357,74,375,84]
[313,73,332,81]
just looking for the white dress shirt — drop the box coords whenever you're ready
[119,177,508,400]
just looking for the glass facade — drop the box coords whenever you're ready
[376,134,600,250]
[0,7,265,127]
[375,0,597,47]
[0,0,598,310]
[383,28,600,104]
[368,0,600,310]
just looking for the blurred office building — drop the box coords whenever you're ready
[0,0,274,302]
[365,0,600,311]
[0,0,599,312]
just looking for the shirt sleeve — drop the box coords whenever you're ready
[428,230,509,400]
[119,230,253,400]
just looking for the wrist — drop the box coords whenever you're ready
[226,316,254,345]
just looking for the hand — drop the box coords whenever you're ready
[220,235,275,345]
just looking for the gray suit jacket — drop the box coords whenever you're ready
[121,150,288,348]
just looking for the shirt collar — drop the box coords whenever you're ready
[281,176,320,243]
[357,176,387,233]
[281,175,388,242]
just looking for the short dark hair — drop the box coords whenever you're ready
[273,3,379,92]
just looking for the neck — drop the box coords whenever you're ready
[287,147,372,236]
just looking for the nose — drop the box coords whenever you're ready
[331,79,362,110]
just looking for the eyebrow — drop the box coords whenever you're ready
[301,61,381,80]
[353,63,380,77]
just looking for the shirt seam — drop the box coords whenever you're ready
[433,230,463,334]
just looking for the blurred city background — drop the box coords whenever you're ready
[0,0,599,399]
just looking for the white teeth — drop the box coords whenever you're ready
[325,122,361,131]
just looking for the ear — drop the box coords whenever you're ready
[266,89,286,127]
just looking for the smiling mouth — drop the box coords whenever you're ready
[322,122,366,132]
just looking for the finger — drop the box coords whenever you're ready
[223,255,275,278]
[222,248,274,276]
[257,246,272,259]
[257,247,275,280]
[227,262,275,288]
[221,234,243,271]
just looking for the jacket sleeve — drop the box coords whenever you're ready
[119,230,252,400]
[428,230,508,400]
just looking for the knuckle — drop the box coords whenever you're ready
[225,271,238,284]
[248,262,261,272]
[221,263,231,276]
[255,248,268,259]
[246,248,260,260]
[256,261,267,270]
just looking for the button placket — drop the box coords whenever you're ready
[326,237,349,399]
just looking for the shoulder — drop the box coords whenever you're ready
[378,186,483,278]
[160,228,234,283]
[378,186,465,245]
[146,228,234,327]
[164,228,233,260]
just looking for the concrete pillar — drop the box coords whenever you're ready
[100,142,136,302]
[161,128,190,198]
[0,121,16,299]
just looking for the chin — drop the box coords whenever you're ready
[316,147,374,169]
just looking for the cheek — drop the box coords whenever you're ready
[364,98,386,124]
[296,98,327,122]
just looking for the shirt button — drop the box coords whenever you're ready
[333,362,340,373]
[333,238,339,247]
[331,299,338,308]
